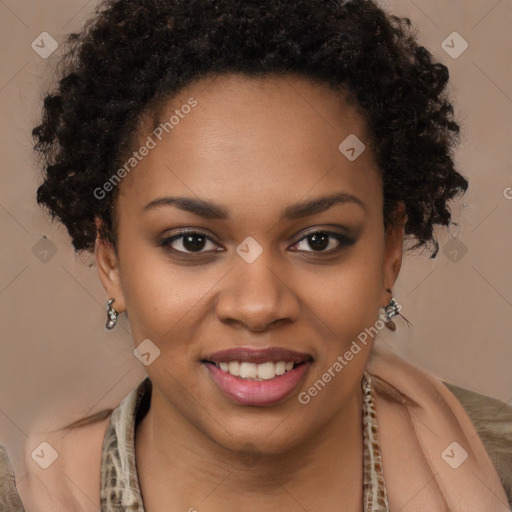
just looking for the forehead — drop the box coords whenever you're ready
[115,73,382,222]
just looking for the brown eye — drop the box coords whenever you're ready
[291,231,355,253]
[159,230,221,254]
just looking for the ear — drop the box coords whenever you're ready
[95,218,126,312]
[380,202,407,307]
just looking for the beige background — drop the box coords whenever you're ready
[1,0,511,482]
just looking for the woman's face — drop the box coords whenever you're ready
[96,73,404,455]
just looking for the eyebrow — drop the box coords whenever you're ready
[142,192,366,220]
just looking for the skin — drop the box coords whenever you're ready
[95,73,406,512]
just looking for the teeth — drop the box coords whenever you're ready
[257,362,275,380]
[228,361,240,376]
[275,361,286,375]
[217,360,297,380]
[239,362,258,379]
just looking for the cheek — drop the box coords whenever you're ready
[309,239,384,339]
[121,270,206,348]
[116,241,202,345]
[295,242,385,416]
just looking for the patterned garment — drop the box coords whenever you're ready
[0,446,25,512]
[100,372,389,512]
[362,372,390,512]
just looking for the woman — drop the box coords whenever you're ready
[7,0,512,511]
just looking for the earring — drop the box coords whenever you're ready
[105,298,118,330]
[383,289,411,331]
[383,297,401,331]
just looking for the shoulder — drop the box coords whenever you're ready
[442,381,512,506]
[366,344,512,509]
[16,414,111,512]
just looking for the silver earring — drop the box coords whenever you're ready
[383,294,412,331]
[383,297,401,331]
[105,298,118,330]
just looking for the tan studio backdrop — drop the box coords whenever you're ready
[1,0,511,485]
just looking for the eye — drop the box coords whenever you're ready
[290,230,355,253]
[159,228,355,257]
[159,230,221,255]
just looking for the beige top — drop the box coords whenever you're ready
[9,345,512,511]
[99,373,389,511]
[5,372,389,512]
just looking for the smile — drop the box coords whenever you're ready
[215,360,296,380]
[202,347,313,406]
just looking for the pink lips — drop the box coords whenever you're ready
[203,347,313,406]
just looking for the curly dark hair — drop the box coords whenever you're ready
[33,0,468,259]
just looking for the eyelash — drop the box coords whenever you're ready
[158,228,356,256]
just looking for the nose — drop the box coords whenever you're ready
[215,253,301,332]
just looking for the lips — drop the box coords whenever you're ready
[202,347,313,406]
[204,347,313,365]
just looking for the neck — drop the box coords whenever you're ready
[135,384,364,512]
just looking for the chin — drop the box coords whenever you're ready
[201,407,327,459]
